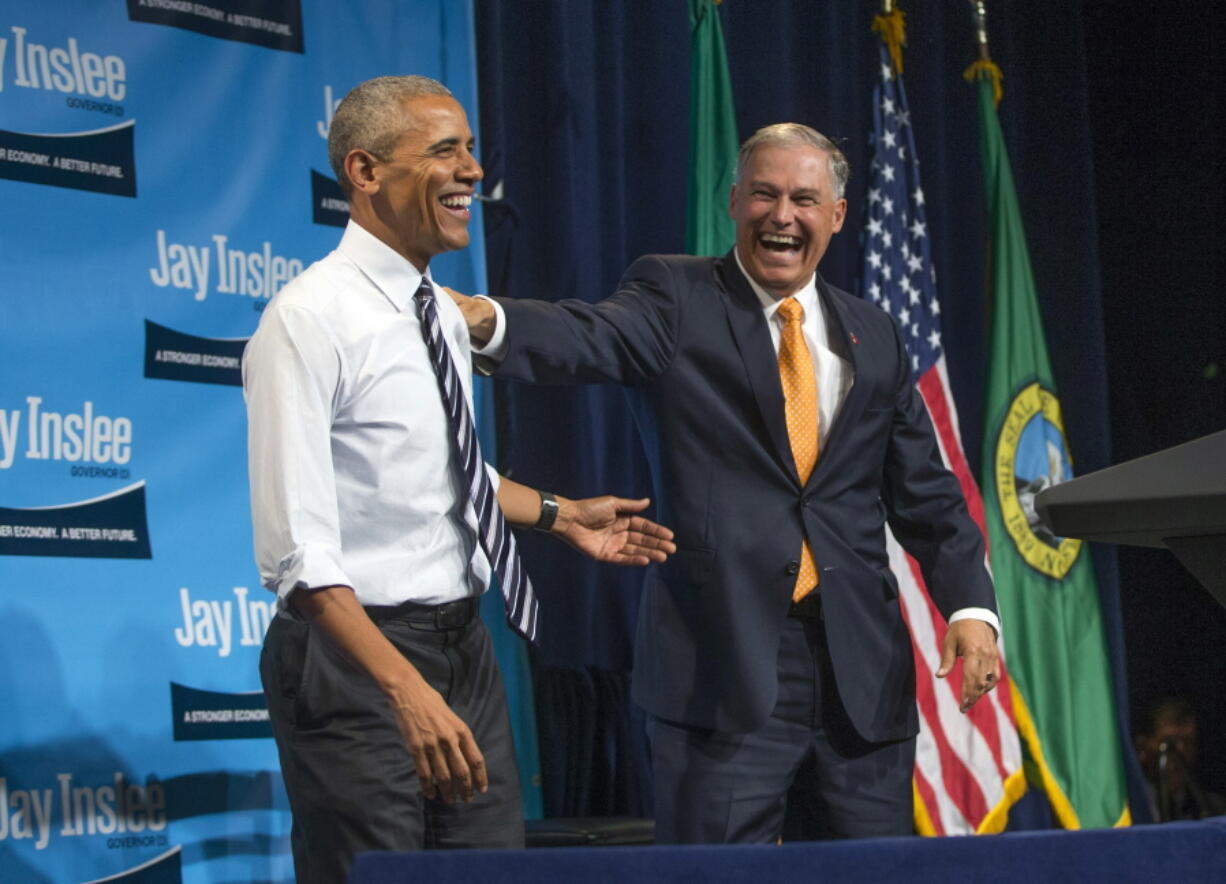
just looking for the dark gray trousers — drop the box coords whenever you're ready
[261,604,523,884]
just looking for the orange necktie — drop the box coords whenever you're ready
[776,297,819,602]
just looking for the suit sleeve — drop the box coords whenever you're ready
[492,255,682,385]
[879,318,998,620]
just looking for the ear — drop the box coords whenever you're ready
[830,197,848,233]
[344,148,382,196]
[727,183,739,218]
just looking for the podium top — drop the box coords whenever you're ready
[1035,429,1226,547]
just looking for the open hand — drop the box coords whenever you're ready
[554,496,676,565]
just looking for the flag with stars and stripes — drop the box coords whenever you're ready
[857,43,1025,835]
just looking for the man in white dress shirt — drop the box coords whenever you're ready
[243,76,674,882]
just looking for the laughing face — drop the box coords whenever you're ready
[729,143,847,299]
[370,94,483,269]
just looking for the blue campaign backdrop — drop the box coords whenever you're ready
[0,2,542,881]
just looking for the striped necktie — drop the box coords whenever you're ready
[413,278,538,641]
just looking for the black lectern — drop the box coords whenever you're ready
[1034,430,1226,608]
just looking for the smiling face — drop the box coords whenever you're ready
[362,94,483,269]
[729,143,847,299]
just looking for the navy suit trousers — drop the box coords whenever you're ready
[649,614,915,843]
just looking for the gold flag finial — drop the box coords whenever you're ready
[872,1,907,76]
[962,0,1003,106]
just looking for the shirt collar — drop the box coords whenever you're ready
[337,219,431,312]
[733,247,819,321]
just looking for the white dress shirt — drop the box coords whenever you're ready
[734,251,853,448]
[244,220,495,611]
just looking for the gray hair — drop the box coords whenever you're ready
[734,123,849,200]
[328,75,454,195]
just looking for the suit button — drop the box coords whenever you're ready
[785,560,800,576]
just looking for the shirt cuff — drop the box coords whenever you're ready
[472,295,509,360]
[948,607,1001,638]
[266,543,353,617]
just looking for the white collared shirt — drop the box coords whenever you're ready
[243,220,495,611]
[732,250,853,447]
[732,252,999,634]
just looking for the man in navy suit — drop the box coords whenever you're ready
[452,123,1001,842]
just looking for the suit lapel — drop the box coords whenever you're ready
[715,252,797,483]
[812,273,869,483]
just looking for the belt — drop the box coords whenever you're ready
[365,597,479,630]
[787,592,823,622]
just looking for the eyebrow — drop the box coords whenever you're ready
[749,181,822,198]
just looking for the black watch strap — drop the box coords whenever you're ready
[533,491,559,532]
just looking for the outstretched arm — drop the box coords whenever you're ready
[495,475,676,565]
[444,255,681,386]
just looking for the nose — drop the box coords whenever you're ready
[767,197,795,227]
[458,147,484,182]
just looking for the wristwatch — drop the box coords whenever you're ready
[534,490,559,532]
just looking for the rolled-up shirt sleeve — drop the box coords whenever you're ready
[243,301,353,609]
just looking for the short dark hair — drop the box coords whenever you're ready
[1143,696,1196,735]
[328,75,453,195]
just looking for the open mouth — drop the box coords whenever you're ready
[759,232,802,254]
[439,193,472,216]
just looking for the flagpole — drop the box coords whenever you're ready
[964,0,1003,106]
[873,0,906,75]
[970,0,990,61]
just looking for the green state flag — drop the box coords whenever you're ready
[686,0,738,256]
[975,76,1129,829]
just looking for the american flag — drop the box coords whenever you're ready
[858,44,1025,835]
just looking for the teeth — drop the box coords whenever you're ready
[440,195,472,208]
[761,233,800,246]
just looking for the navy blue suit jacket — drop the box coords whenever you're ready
[492,252,996,742]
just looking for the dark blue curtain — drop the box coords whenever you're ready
[474,0,1225,826]
[1082,3,1226,805]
